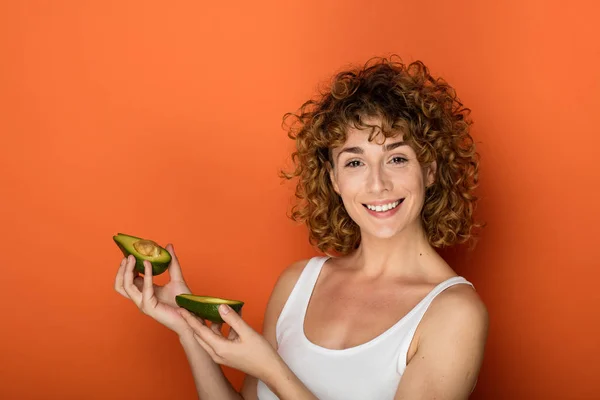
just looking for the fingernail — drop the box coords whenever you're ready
[219,304,230,314]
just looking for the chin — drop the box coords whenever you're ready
[364,226,401,240]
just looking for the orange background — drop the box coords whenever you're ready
[1,1,599,399]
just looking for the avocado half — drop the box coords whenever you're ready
[175,294,244,323]
[113,233,171,275]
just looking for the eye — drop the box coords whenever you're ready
[345,160,363,168]
[390,156,408,165]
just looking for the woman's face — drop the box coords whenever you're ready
[329,123,436,240]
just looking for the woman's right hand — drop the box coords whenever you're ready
[114,244,198,337]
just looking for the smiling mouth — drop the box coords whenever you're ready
[362,199,404,212]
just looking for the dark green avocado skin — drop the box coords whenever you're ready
[113,233,171,275]
[175,295,244,323]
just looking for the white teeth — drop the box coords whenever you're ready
[366,200,400,212]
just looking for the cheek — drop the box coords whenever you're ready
[334,171,355,192]
[407,179,428,206]
[401,168,427,192]
[335,180,364,212]
[336,176,364,198]
[413,177,426,192]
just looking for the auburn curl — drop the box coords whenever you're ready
[281,55,482,256]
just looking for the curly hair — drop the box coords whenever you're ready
[281,55,482,256]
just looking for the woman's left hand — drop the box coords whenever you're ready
[178,304,283,382]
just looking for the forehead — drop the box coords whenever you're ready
[332,124,405,152]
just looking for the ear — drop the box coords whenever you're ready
[327,161,341,194]
[425,160,437,188]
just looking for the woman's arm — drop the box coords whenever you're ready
[179,332,244,400]
[393,286,489,400]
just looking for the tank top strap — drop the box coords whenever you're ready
[275,256,330,339]
[296,256,330,306]
[426,276,474,300]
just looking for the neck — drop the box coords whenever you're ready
[347,222,443,279]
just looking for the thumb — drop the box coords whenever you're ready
[166,243,185,281]
[219,304,247,334]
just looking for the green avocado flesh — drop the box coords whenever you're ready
[175,294,244,323]
[113,233,171,275]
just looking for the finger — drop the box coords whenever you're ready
[133,276,160,293]
[132,269,141,291]
[165,244,185,281]
[122,255,142,305]
[143,261,153,291]
[178,308,207,329]
[179,308,227,350]
[114,257,126,289]
[192,333,222,363]
[218,304,248,335]
[141,261,157,309]
[224,310,239,340]
[210,322,224,337]
[226,309,242,339]
[114,257,129,298]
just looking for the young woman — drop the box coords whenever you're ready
[114,56,489,399]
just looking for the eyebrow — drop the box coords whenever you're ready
[336,141,408,161]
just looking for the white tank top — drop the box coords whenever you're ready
[256,256,474,400]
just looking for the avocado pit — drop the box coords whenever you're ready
[133,239,161,258]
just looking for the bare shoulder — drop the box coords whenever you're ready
[421,282,488,336]
[395,282,489,399]
[262,258,312,348]
[430,283,488,328]
[418,281,489,357]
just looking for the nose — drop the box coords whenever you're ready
[366,164,391,194]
